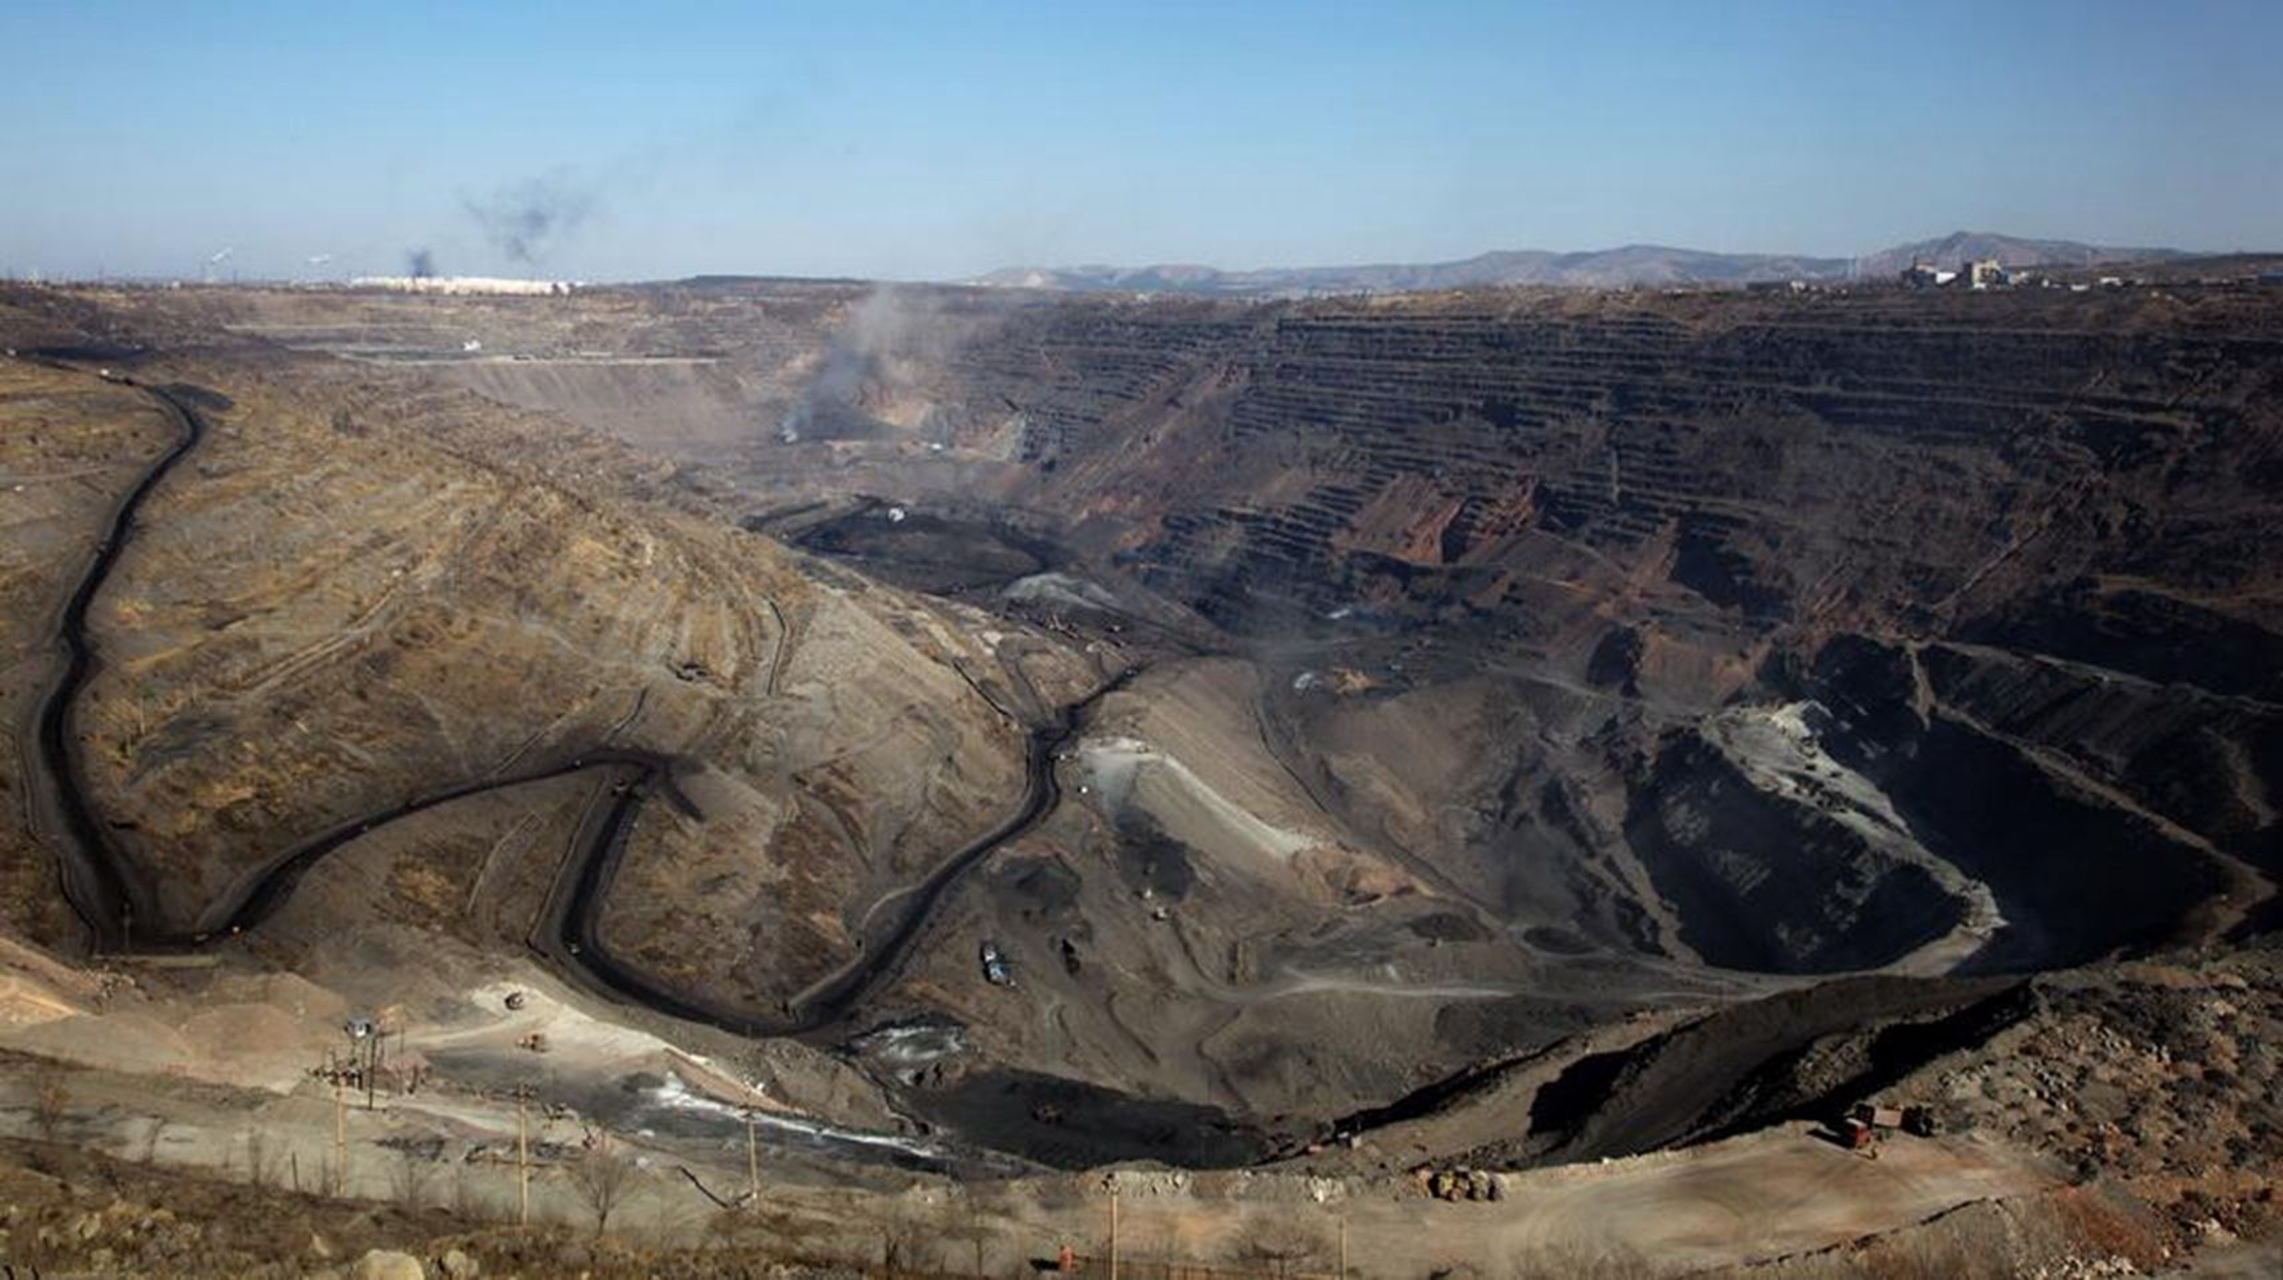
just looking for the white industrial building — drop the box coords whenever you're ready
[350,276,577,296]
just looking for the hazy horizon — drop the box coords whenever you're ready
[5,0,2279,283]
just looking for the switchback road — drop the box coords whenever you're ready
[23,355,1097,1042]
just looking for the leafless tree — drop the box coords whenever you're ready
[568,1136,639,1236]
[136,1115,168,1165]
[945,1195,995,1277]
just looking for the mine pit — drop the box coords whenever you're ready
[0,269,2277,1273]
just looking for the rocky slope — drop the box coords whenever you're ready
[737,283,2275,999]
[5,276,2277,1169]
[0,290,1051,1025]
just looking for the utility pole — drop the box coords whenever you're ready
[1108,1183,1119,1280]
[332,1077,348,1197]
[517,1087,532,1227]
[1338,1217,1348,1280]
[365,1029,381,1111]
[745,1110,760,1207]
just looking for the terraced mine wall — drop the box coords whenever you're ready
[943,293,2273,632]
[350,281,2277,982]
[914,287,2283,976]
[7,281,2280,1177]
[74,280,2280,1052]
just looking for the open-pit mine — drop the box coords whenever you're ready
[0,272,2277,1277]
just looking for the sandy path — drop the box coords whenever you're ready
[1080,1124,2055,1275]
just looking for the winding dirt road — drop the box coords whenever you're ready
[23,356,1096,1043]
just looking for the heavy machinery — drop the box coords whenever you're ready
[979,940,1013,986]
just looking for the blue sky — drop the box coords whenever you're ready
[3,0,2277,281]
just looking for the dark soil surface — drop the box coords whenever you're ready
[902,1069,1271,1170]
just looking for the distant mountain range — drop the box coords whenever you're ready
[970,231,2185,296]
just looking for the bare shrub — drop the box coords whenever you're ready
[1121,1223,1182,1279]
[2048,1186,2167,1271]
[1858,1231,1998,1280]
[389,1145,437,1209]
[703,1199,835,1263]
[707,1204,769,1252]
[1234,1213,1330,1280]
[877,1201,938,1276]
[243,1127,278,1188]
[642,1196,699,1248]
[1508,1241,1659,1279]
[451,1164,495,1220]
[946,1194,996,1277]
[31,1075,70,1142]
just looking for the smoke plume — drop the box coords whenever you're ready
[779,287,979,443]
[405,247,436,278]
[462,172,596,266]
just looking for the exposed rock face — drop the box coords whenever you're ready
[1624,728,1965,974]
[904,286,2282,977]
[947,292,2278,640]
[6,278,2276,1153]
[356,277,2273,1101]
